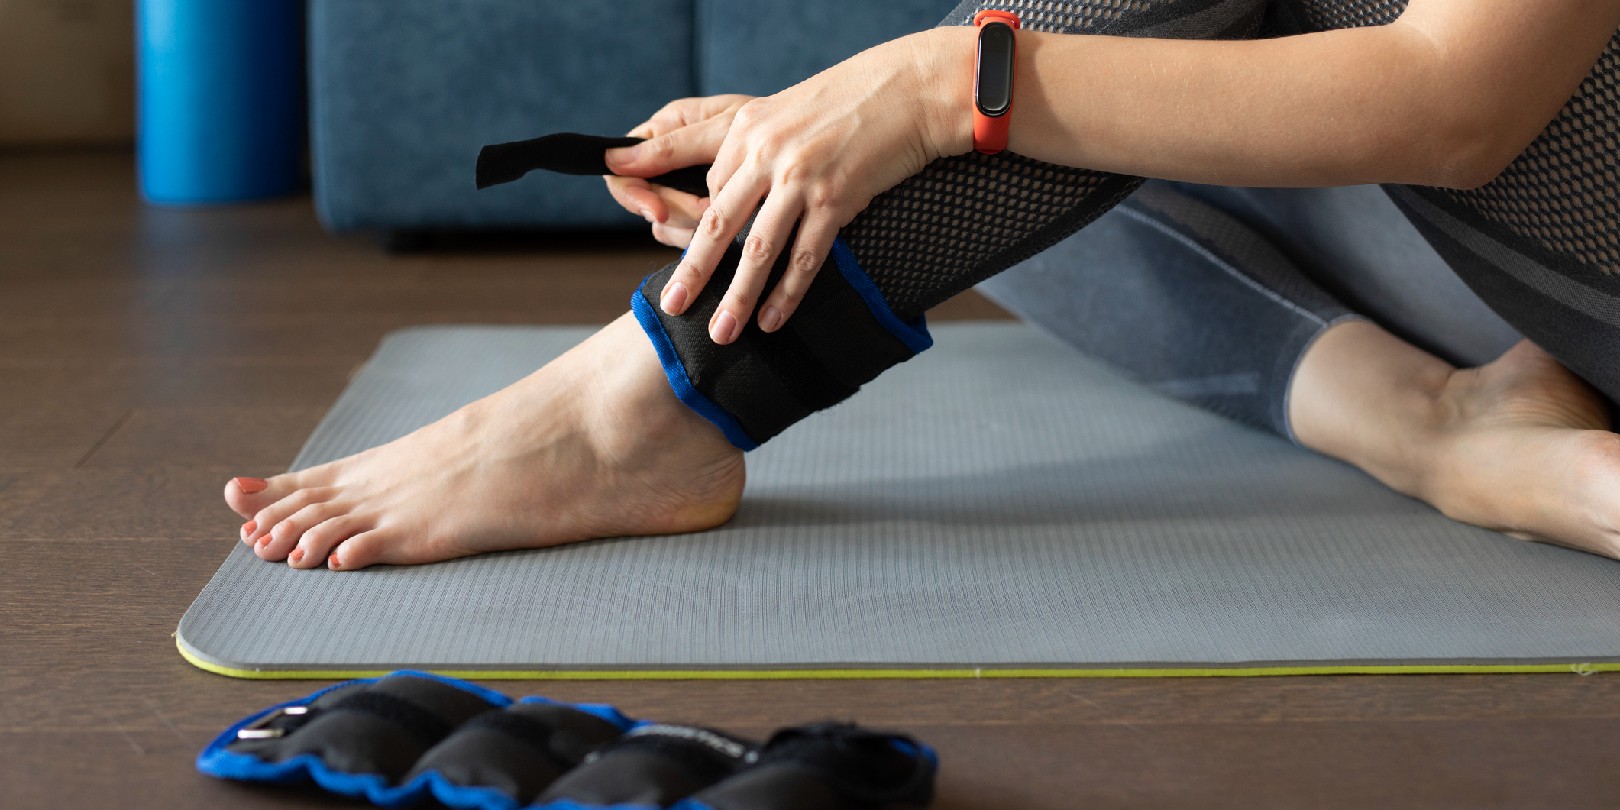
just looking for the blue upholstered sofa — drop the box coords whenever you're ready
[309,0,955,235]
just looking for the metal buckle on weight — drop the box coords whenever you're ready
[235,705,310,740]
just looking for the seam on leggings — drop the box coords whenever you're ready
[1280,312,1370,446]
[1115,206,1330,328]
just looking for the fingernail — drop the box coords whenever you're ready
[233,477,268,494]
[759,306,783,333]
[606,145,640,166]
[240,521,257,542]
[289,549,304,565]
[711,310,739,344]
[328,553,340,570]
[661,281,689,314]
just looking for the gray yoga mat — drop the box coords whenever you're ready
[177,323,1620,678]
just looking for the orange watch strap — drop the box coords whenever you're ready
[972,10,1020,155]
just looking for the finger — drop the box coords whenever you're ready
[654,187,708,230]
[758,211,840,333]
[604,175,664,222]
[715,193,801,345]
[605,114,731,177]
[631,94,751,140]
[661,167,767,318]
[704,99,766,199]
[627,98,694,139]
[705,130,746,200]
[651,221,695,249]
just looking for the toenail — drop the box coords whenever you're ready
[289,549,304,564]
[327,553,340,570]
[233,477,268,494]
[240,521,256,541]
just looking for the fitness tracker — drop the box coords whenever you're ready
[972,9,1020,154]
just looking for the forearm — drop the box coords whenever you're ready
[910,11,1606,190]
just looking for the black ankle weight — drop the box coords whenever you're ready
[476,131,931,450]
[681,723,936,810]
[537,723,758,807]
[199,672,939,810]
[632,234,930,449]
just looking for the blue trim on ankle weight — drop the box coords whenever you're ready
[196,670,520,808]
[827,237,932,355]
[630,282,761,451]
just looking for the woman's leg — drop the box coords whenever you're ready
[977,180,1366,441]
[1280,3,1620,554]
[227,0,1267,568]
[634,0,1268,448]
[986,179,1620,556]
[1275,0,1620,404]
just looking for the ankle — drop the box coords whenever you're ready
[580,314,737,466]
[1289,320,1455,500]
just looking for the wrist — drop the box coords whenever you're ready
[907,27,976,158]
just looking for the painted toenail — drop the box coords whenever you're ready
[234,477,268,494]
[289,549,304,564]
[240,521,256,541]
[327,553,340,570]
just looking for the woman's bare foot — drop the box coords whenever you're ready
[1423,340,1617,551]
[1292,320,1620,558]
[222,313,745,570]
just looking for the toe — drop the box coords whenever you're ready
[247,487,338,556]
[259,499,348,562]
[293,514,372,568]
[327,529,396,571]
[225,473,299,519]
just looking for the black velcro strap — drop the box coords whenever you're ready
[638,238,921,446]
[327,691,455,748]
[476,132,710,197]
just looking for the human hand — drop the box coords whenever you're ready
[606,31,961,343]
[604,94,753,248]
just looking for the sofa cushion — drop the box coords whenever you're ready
[310,0,695,233]
[696,0,956,97]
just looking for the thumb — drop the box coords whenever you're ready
[605,116,728,177]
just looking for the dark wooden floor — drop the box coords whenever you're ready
[2,151,1618,809]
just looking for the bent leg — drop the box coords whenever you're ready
[987,178,1620,557]
[1272,0,1620,404]
[222,0,1269,569]
[637,0,1268,448]
[978,180,1363,441]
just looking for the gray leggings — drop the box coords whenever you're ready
[978,182,1532,441]
[637,0,1618,450]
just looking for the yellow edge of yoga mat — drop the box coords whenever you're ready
[175,638,1620,680]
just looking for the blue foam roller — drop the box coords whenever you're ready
[137,0,305,205]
